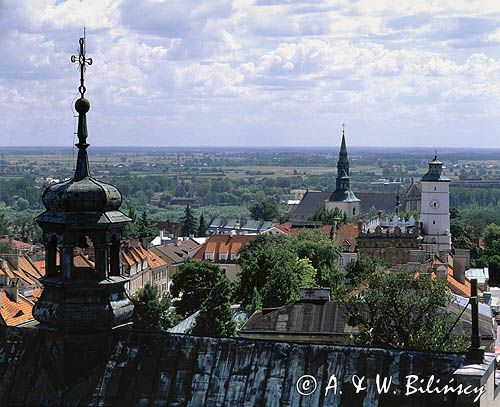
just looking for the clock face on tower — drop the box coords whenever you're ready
[430,199,441,209]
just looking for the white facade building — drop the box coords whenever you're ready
[419,156,452,254]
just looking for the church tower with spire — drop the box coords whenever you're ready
[33,34,133,331]
[419,154,451,254]
[325,125,361,218]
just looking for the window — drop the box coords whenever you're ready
[353,207,356,215]
[220,253,228,261]
[205,252,214,261]
[433,220,436,224]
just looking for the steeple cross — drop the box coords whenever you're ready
[71,29,92,97]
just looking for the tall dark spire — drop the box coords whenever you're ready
[71,31,93,181]
[329,124,359,204]
[336,124,350,191]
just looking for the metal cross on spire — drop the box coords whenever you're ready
[71,28,93,98]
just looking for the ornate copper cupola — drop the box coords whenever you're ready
[33,33,134,331]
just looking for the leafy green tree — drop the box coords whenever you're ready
[132,283,180,331]
[342,271,469,352]
[249,201,279,220]
[310,205,347,224]
[236,234,291,306]
[11,214,41,243]
[191,278,236,337]
[0,241,16,254]
[16,197,29,211]
[181,205,197,236]
[289,229,343,288]
[171,260,226,317]
[345,255,382,286]
[0,213,9,236]
[261,257,317,308]
[247,287,263,316]
[237,234,334,309]
[478,224,500,284]
[123,208,139,239]
[484,224,500,249]
[197,213,207,237]
[137,211,158,241]
[451,217,475,251]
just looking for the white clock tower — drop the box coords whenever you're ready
[420,155,451,255]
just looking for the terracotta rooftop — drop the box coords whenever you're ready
[333,224,359,252]
[0,238,33,249]
[0,255,43,286]
[33,252,95,277]
[192,234,253,262]
[0,291,35,327]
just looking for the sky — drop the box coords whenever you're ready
[1,1,500,148]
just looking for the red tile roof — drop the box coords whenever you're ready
[0,291,35,326]
[0,256,43,286]
[0,238,33,249]
[333,224,359,252]
[192,235,253,263]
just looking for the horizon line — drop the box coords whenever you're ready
[0,145,499,150]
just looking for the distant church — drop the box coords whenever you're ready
[289,128,411,222]
[324,127,360,218]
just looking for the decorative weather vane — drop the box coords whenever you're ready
[71,28,93,98]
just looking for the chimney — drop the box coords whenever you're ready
[453,249,469,284]
[3,280,19,304]
[140,238,150,250]
[434,264,447,279]
[2,254,19,270]
[468,279,484,363]
[299,288,331,303]
[437,250,448,264]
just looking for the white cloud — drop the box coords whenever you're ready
[0,0,500,147]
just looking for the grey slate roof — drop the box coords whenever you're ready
[288,191,331,221]
[289,191,399,221]
[357,192,399,212]
[0,326,472,406]
[241,300,355,337]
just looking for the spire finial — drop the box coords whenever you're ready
[71,28,93,98]
[434,149,438,160]
[71,30,92,181]
[342,123,345,137]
